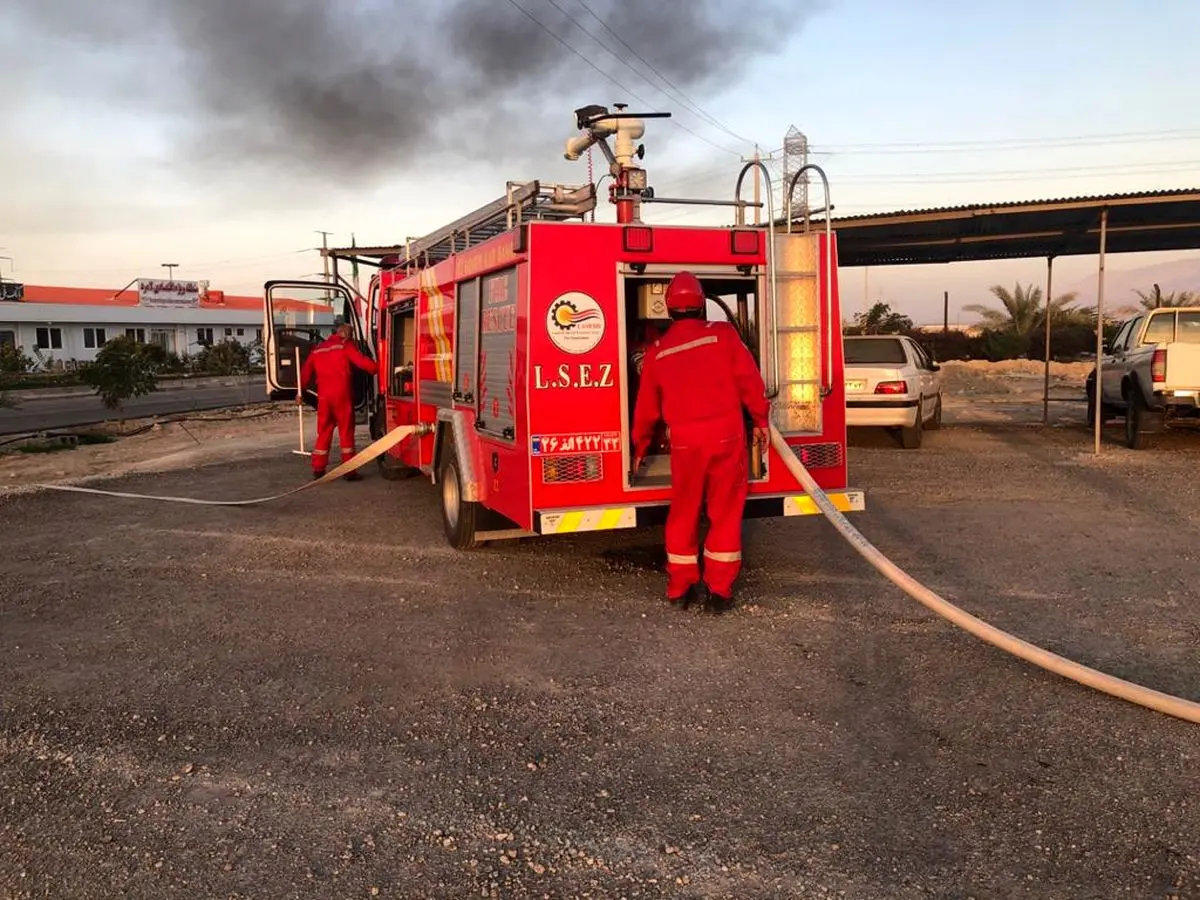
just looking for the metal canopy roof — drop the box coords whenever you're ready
[774,189,1200,267]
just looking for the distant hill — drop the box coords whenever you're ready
[1064,257,1200,312]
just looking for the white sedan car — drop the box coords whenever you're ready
[842,334,944,448]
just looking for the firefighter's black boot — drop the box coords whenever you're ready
[312,470,326,481]
[668,583,701,610]
[343,471,363,482]
[704,588,734,615]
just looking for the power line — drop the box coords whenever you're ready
[834,160,1200,186]
[652,147,784,193]
[569,0,757,147]
[809,129,1200,155]
[501,0,742,156]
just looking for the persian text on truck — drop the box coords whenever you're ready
[261,104,865,549]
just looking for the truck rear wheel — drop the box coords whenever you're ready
[440,440,480,550]
[1123,389,1163,450]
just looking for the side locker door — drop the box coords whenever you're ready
[263,280,356,404]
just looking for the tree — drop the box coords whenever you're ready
[1131,284,1199,310]
[963,282,1086,339]
[846,302,914,335]
[195,339,252,375]
[81,335,160,413]
[0,343,35,376]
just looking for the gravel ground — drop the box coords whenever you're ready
[1,415,1198,899]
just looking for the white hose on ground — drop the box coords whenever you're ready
[34,424,426,507]
[770,425,1200,726]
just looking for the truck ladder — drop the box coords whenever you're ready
[392,181,598,270]
[323,181,597,271]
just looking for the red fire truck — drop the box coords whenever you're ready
[263,105,865,548]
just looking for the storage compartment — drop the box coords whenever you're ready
[622,271,769,488]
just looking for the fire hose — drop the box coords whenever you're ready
[769,425,1200,726]
[34,424,427,507]
[27,419,1199,723]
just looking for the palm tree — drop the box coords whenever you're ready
[1131,284,1199,310]
[963,282,1085,338]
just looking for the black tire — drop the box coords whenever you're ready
[440,438,480,550]
[899,401,924,449]
[371,403,419,480]
[377,452,418,481]
[1124,391,1145,449]
[925,394,943,431]
[1123,388,1163,450]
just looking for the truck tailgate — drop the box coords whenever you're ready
[1164,342,1200,389]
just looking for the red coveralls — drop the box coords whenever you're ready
[632,318,770,600]
[299,333,378,474]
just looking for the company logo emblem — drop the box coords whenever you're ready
[547,291,605,355]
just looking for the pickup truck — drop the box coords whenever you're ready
[1086,306,1200,449]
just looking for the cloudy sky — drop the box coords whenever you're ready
[3,0,1200,323]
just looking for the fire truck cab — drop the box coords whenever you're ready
[263,105,864,549]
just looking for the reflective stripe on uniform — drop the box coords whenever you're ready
[656,335,718,360]
[312,449,329,456]
[703,549,742,563]
[666,552,699,565]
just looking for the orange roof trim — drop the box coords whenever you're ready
[16,284,325,315]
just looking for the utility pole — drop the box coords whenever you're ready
[943,291,949,333]
[739,147,773,226]
[315,230,333,301]
[161,262,179,281]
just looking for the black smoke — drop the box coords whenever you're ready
[5,0,822,187]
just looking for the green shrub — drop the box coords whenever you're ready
[81,335,160,412]
[194,339,252,375]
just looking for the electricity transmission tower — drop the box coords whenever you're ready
[782,125,810,222]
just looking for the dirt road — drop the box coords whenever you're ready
[1,403,1197,898]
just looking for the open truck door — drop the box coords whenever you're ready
[263,280,375,413]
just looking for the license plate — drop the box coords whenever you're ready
[844,379,867,393]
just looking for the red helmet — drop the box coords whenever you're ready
[665,271,705,314]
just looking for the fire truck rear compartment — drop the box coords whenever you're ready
[621,271,767,489]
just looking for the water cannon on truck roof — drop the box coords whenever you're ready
[564,103,672,224]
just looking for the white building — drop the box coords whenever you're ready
[0,282,269,366]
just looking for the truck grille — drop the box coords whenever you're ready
[791,441,842,469]
[541,454,603,484]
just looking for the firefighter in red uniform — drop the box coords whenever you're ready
[299,321,379,481]
[631,271,770,612]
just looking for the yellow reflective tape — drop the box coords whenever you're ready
[598,507,626,530]
[784,491,865,517]
[558,511,585,533]
[540,507,636,534]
